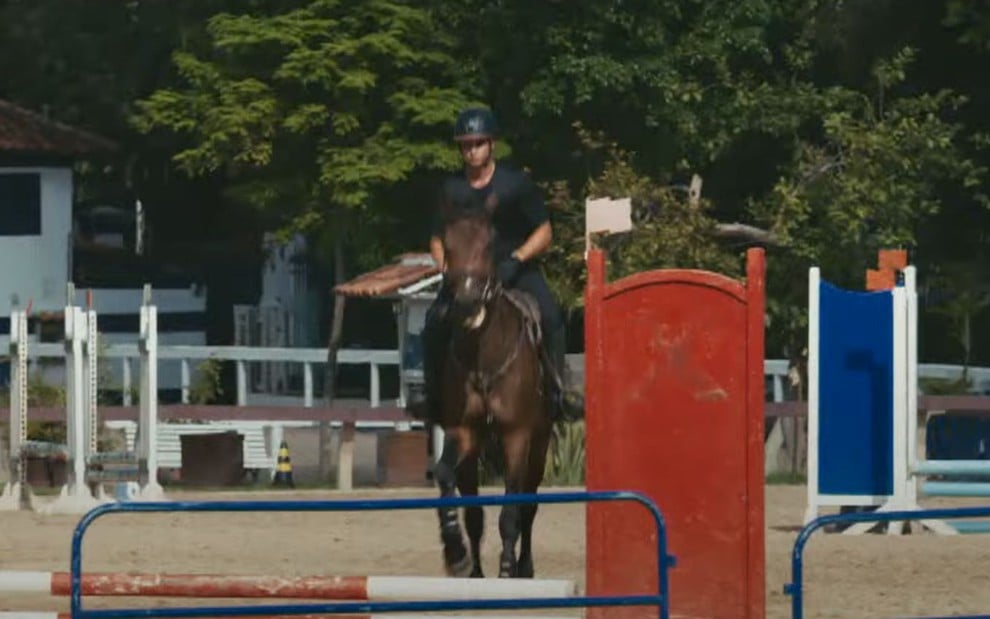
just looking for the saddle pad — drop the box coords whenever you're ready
[503,288,542,346]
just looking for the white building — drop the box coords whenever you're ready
[0,99,206,394]
[234,232,321,396]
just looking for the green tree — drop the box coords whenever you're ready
[432,1,988,363]
[750,48,988,358]
[945,0,990,51]
[131,0,478,272]
[542,124,741,311]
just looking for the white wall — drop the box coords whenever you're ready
[0,167,72,314]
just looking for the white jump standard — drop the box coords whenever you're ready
[3,285,166,514]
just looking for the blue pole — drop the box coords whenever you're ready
[70,490,675,619]
[785,505,990,619]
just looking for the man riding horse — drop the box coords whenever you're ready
[414,106,572,425]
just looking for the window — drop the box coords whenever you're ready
[0,173,41,235]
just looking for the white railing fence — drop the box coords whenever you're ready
[9,345,989,410]
[15,343,398,408]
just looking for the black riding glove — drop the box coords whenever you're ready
[496,256,522,285]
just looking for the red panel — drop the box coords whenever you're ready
[585,248,765,619]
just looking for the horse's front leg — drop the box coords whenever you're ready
[456,446,484,578]
[498,428,533,578]
[435,428,472,577]
[517,419,551,578]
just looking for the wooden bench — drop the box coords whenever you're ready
[103,420,283,478]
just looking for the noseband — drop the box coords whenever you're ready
[443,269,501,307]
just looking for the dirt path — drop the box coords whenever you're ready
[2,484,989,618]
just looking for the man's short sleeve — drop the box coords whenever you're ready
[518,172,549,228]
[430,206,444,239]
[430,180,449,238]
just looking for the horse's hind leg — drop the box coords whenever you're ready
[435,431,471,577]
[456,450,484,578]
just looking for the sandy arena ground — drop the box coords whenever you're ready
[2,484,990,618]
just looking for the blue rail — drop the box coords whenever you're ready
[784,505,990,619]
[70,490,675,619]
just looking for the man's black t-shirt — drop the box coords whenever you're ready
[431,164,549,264]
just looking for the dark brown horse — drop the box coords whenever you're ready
[432,197,554,579]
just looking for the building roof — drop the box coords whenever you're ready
[334,252,440,298]
[0,99,116,156]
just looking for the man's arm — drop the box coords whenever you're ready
[511,221,552,263]
[430,235,445,271]
[512,172,553,263]
[430,180,448,270]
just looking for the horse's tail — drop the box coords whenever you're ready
[479,423,505,483]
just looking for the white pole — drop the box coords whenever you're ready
[180,359,190,404]
[135,199,145,256]
[67,306,87,491]
[887,285,909,534]
[137,289,164,501]
[85,309,99,470]
[803,267,821,525]
[122,358,132,406]
[304,362,313,407]
[905,265,920,487]
[0,309,32,510]
[40,305,103,515]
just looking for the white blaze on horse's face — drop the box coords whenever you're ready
[460,275,488,329]
[465,305,487,329]
[443,209,496,329]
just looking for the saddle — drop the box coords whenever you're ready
[503,288,543,346]
[501,288,564,395]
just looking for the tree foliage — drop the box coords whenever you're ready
[425,1,990,360]
[541,124,741,311]
[130,0,477,268]
[4,0,990,363]
[748,47,988,356]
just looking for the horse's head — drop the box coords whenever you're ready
[441,197,499,330]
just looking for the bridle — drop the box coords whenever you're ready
[442,269,501,307]
[440,210,529,402]
[442,269,529,406]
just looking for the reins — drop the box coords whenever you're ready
[447,287,529,399]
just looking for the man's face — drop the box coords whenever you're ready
[458,136,492,169]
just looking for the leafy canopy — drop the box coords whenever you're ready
[132,0,477,252]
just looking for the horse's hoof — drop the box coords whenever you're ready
[470,565,484,578]
[516,562,534,578]
[444,552,473,578]
[498,559,516,578]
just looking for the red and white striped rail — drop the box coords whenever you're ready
[0,615,576,619]
[0,570,577,600]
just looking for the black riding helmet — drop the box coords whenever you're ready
[453,107,497,142]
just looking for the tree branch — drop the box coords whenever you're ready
[714,222,781,245]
